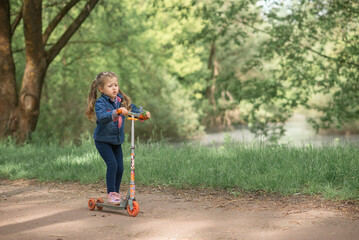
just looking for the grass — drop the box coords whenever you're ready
[1,137,358,200]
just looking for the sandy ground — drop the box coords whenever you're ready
[0,179,359,240]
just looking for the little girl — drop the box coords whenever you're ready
[85,71,151,204]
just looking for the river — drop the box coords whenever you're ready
[198,114,359,146]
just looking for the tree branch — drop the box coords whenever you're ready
[18,40,148,68]
[42,1,71,9]
[42,0,80,45]
[46,0,99,64]
[65,40,148,68]
[236,19,359,67]
[13,40,148,69]
[23,0,44,59]
[304,46,359,67]
[10,4,23,36]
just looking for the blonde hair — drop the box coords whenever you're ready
[85,71,132,122]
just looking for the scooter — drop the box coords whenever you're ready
[88,110,149,217]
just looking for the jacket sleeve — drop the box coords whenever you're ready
[95,99,113,124]
[130,103,142,114]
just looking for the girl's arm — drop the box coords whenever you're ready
[130,103,142,114]
[95,100,114,124]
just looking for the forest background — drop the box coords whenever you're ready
[1,0,358,144]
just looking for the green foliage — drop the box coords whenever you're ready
[0,137,104,183]
[35,0,204,142]
[259,0,359,132]
[8,0,359,143]
[1,139,359,200]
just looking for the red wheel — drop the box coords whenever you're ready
[96,198,104,211]
[127,201,140,217]
[88,198,96,211]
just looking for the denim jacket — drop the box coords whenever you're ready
[93,93,141,145]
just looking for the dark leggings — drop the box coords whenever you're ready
[95,140,124,194]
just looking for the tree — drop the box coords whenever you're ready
[25,0,205,142]
[259,0,359,132]
[153,0,262,130]
[195,0,262,130]
[0,0,99,143]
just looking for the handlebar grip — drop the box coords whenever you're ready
[138,114,149,120]
[116,109,122,115]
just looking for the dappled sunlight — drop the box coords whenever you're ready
[55,152,99,165]
[1,178,359,239]
[0,209,89,236]
[248,210,358,240]
[1,0,358,239]
[127,218,217,239]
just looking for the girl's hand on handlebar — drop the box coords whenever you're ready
[116,107,128,115]
[139,111,151,121]
[145,112,151,119]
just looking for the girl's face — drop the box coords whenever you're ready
[99,77,119,100]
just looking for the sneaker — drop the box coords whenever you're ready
[108,192,121,204]
[114,192,123,200]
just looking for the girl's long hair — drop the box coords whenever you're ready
[85,72,132,122]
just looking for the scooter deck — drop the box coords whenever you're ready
[96,202,126,210]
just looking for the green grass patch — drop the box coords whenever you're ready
[1,138,358,200]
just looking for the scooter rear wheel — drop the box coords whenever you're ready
[127,201,140,217]
[88,198,96,211]
[96,198,104,211]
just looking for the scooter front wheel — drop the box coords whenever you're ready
[127,201,140,217]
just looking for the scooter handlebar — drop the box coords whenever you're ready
[116,108,149,121]
[127,111,150,121]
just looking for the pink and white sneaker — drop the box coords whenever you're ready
[114,192,124,200]
[107,192,121,205]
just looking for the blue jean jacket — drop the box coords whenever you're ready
[93,94,141,145]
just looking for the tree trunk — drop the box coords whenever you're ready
[0,0,99,143]
[0,0,18,138]
[206,40,222,128]
[13,0,48,142]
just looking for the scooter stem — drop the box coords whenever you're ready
[129,114,136,201]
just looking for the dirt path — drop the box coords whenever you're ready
[0,179,358,240]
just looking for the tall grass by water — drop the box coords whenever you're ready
[1,137,358,200]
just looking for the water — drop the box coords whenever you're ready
[198,114,359,146]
